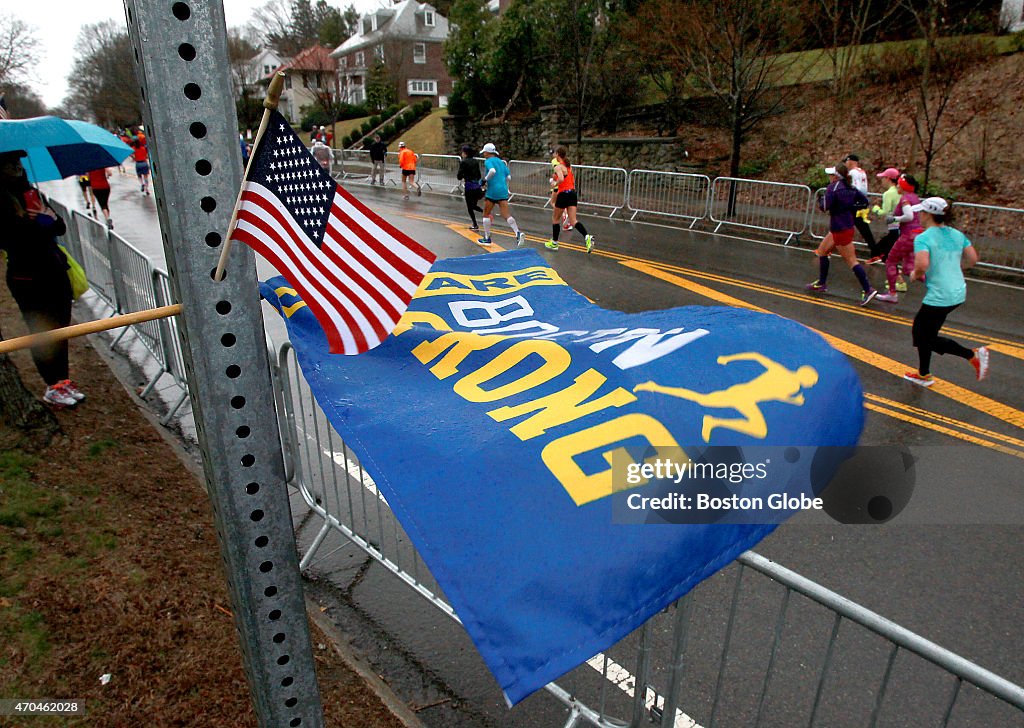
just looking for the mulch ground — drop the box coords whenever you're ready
[0,277,406,727]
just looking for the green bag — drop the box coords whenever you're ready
[59,244,90,300]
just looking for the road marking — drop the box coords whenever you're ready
[446,222,507,251]
[622,260,1024,433]
[863,400,1024,460]
[585,653,702,728]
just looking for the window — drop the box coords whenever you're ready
[340,57,347,69]
[375,45,384,62]
[355,51,364,66]
[263,64,271,75]
[424,10,435,27]
[407,79,437,95]
[362,18,371,34]
[413,43,426,64]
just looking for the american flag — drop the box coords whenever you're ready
[0,95,9,120]
[230,110,435,354]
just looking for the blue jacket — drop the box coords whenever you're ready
[821,181,868,233]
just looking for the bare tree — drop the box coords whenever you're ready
[64,21,141,128]
[634,0,812,179]
[817,0,900,99]
[0,13,41,86]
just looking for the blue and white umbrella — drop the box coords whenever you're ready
[0,116,134,183]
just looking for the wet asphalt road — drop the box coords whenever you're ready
[41,172,1024,727]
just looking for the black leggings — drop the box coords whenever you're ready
[876,229,899,259]
[8,274,73,385]
[854,215,877,255]
[464,188,484,225]
[912,303,974,375]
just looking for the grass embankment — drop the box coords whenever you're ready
[394,107,448,155]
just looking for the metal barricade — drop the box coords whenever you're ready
[414,153,462,194]
[338,148,375,182]
[954,202,1024,274]
[809,188,886,244]
[48,199,86,263]
[626,170,711,226]
[508,160,557,205]
[269,337,1024,728]
[710,177,813,244]
[71,210,119,310]
[107,232,164,363]
[574,165,627,218]
[151,269,191,424]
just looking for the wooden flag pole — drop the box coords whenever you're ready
[0,304,182,355]
[214,72,286,282]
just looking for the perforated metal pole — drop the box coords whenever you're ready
[123,1,324,725]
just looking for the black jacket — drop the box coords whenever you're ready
[368,141,388,161]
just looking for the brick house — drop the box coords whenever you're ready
[330,1,453,108]
[267,45,340,124]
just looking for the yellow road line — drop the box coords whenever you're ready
[864,393,1024,449]
[863,402,1024,460]
[447,223,506,252]
[623,259,1024,431]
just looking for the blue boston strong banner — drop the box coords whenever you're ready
[261,248,863,704]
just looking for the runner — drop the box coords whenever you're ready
[545,146,594,252]
[903,197,989,387]
[311,138,331,174]
[867,167,901,265]
[88,167,114,229]
[547,148,570,231]
[456,144,484,230]
[843,154,880,259]
[477,142,525,247]
[130,128,151,195]
[876,174,921,303]
[397,141,421,200]
[806,164,877,305]
[77,174,94,213]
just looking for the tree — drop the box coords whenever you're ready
[250,0,359,54]
[228,27,263,131]
[816,0,900,99]
[902,0,997,189]
[631,0,812,179]
[0,13,41,86]
[0,83,46,118]
[64,21,141,128]
[0,325,60,452]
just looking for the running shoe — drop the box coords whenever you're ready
[561,211,572,231]
[971,346,990,381]
[875,291,898,303]
[43,384,78,407]
[106,218,113,230]
[545,239,559,251]
[403,194,409,201]
[860,289,878,306]
[58,380,86,402]
[895,278,908,292]
[866,256,885,265]
[584,234,595,253]
[469,225,480,231]
[903,371,935,387]
[805,280,827,292]
[476,237,492,246]
[516,231,526,247]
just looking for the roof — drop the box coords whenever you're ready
[330,1,448,57]
[271,45,335,77]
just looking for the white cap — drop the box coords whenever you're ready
[911,197,949,215]
[824,166,837,176]
[480,142,498,155]
[398,141,406,147]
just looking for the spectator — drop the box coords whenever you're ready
[0,151,84,407]
[398,141,421,200]
[368,135,387,186]
[311,139,332,174]
[843,154,880,259]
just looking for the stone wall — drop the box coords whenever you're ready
[442,105,692,171]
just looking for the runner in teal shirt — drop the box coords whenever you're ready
[902,197,989,387]
[477,143,525,247]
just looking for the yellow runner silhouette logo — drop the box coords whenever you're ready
[634,353,818,442]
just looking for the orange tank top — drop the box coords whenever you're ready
[557,164,575,193]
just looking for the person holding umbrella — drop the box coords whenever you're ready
[0,151,83,407]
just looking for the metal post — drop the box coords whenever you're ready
[123,1,324,725]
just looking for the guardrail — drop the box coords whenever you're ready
[270,337,1024,728]
[955,201,1024,273]
[710,177,813,244]
[626,170,711,226]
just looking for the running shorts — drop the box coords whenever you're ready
[555,190,578,209]
[135,161,151,176]
[93,187,111,209]
[401,169,416,177]
[831,228,855,246]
